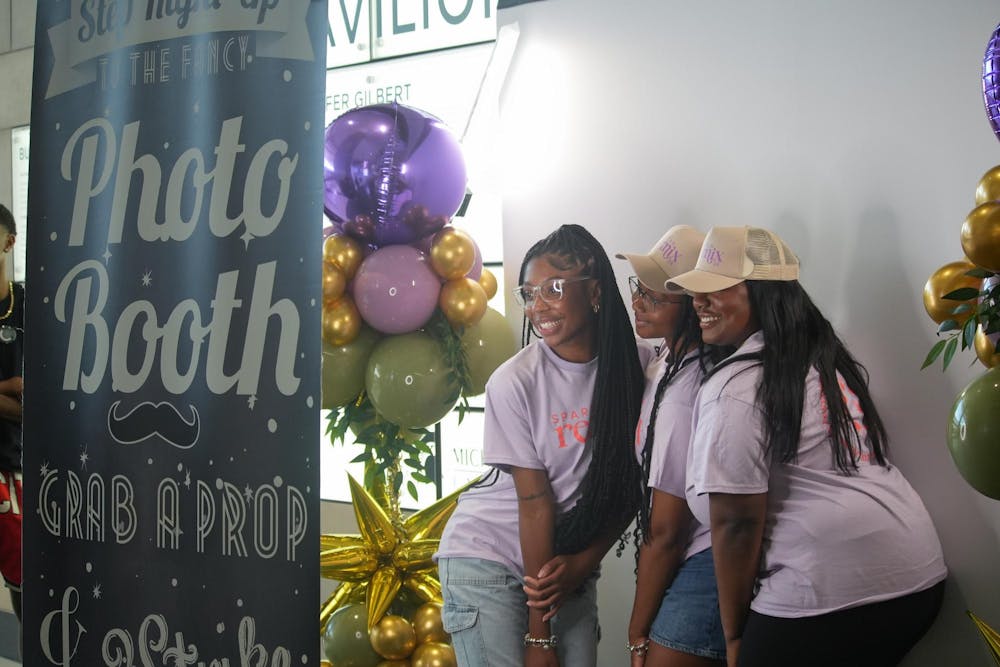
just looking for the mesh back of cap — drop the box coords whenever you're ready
[745,228,799,281]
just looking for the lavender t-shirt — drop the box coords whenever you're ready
[635,347,710,559]
[436,341,598,576]
[687,332,947,617]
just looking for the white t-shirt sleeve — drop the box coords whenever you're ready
[482,376,544,471]
[689,394,769,495]
[648,395,694,498]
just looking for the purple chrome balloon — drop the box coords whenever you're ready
[984,23,1000,142]
[352,245,441,334]
[324,103,468,246]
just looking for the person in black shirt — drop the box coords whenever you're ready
[0,204,23,628]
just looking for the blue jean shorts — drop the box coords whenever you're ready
[438,557,599,667]
[649,547,726,660]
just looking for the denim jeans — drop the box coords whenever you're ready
[438,557,600,667]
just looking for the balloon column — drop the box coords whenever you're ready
[921,24,1000,508]
[319,103,516,657]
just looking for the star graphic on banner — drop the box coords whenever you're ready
[247,394,257,410]
[92,584,102,599]
[79,447,89,470]
[40,461,50,477]
[243,485,253,503]
[102,247,112,263]
[319,475,475,633]
[241,229,255,249]
[183,470,191,489]
[141,270,152,287]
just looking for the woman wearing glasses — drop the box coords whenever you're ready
[668,226,946,667]
[616,226,726,667]
[436,224,645,667]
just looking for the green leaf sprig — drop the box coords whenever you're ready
[922,268,1000,371]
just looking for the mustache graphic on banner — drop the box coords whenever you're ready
[106,401,201,449]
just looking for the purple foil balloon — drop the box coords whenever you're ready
[324,103,468,246]
[983,275,1000,347]
[352,245,441,334]
[984,23,1000,141]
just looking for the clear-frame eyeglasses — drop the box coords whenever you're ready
[513,276,593,308]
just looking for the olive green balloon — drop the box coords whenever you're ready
[947,366,1000,499]
[460,307,517,396]
[323,602,382,666]
[365,332,459,428]
[323,326,381,409]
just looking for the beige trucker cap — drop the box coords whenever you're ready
[666,226,799,293]
[615,225,705,294]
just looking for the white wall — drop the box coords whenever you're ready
[490,1,1000,665]
[8,0,1000,663]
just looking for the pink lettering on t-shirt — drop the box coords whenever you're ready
[552,407,590,448]
[819,375,870,463]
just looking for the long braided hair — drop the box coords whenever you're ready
[519,224,645,555]
[633,294,705,547]
[745,280,888,472]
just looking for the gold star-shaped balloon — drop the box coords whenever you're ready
[320,474,474,632]
[969,610,1000,665]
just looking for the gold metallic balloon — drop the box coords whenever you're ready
[320,542,378,582]
[370,614,417,660]
[367,566,404,631]
[377,661,411,667]
[348,475,398,556]
[439,278,488,329]
[922,260,981,323]
[323,296,362,346]
[392,539,438,571]
[976,165,1000,205]
[974,326,1000,368]
[962,202,1000,272]
[323,262,347,303]
[404,479,477,541]
[404,570,442,604]
[320,661,334,667]
[430,228,476,280]
[324,234,364,279]
[319,475,469,629]
[478,268,497,300]
[412,603,449,645]
[411,642,457,667]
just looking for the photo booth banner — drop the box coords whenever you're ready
[24,1,326,664]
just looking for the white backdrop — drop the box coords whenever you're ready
[489,1,1000,665]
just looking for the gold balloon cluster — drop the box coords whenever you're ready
[323,234,365,346]
[367,605,456,666]
[320,475,474,632]
[429,228,494,329]
[922,166,1000,369]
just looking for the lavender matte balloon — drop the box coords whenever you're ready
[324,103,468,245]
[352,245,441,334]
[984,23,1000,142]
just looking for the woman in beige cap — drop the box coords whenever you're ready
[617,226,726,667]
[667,226,946,667]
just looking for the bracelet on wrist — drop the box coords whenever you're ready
[626,638,650,656]
[523,633,558,650]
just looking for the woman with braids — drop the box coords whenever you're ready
[613,226,726,667]
[667,226,946,667]
[435,224,646,667]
